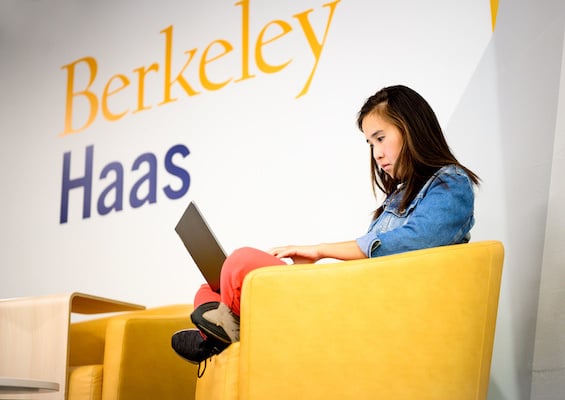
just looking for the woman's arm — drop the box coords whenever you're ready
[270,240,366,264]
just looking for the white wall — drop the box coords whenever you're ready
[0,0,563,399]
[0,0,492,306]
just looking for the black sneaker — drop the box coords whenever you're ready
[171,328,228,364]
[191,302,236,344]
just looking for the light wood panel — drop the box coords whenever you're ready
[0,293,143,400]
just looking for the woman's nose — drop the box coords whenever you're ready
[373,146,383,159]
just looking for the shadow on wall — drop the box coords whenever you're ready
[488,380,510,400]
[493,1,564,399]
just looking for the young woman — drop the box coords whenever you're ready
[172,84,480,367]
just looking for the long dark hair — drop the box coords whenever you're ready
[357,85,480,219]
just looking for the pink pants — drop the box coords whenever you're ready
[193,247,286,316]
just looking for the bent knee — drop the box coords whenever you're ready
[229,247,265,259]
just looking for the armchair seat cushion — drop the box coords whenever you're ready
[68,365,103,400]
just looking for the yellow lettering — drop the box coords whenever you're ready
[59,57,99,136]
[101,74,130,121]
[234,0,255,82]
[59,2,342,137]
[200,39,234,91]
[293,0,341,98]
[160,25,200,105]
[255,20,292,74]
[133,63,159,113]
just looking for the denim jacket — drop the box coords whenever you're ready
[356,165,475,258]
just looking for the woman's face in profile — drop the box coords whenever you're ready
[362,113,403,179]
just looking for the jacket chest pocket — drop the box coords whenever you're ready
[378,196,421,231]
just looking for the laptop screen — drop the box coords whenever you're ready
[175,202,226,292]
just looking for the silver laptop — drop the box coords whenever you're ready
[175,201,227,292]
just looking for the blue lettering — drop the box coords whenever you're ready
[97,162,124,215]
[163,144,191,199]
[59,143,190,223]
[130,153,158,208]
[60,145,93,224]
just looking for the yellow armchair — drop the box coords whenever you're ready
[68,304,198,400]
[195,240,504,400]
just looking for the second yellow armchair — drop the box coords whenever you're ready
[68,304,198,400]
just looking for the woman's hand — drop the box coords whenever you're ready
[270,241,366,263]
[269,245,322,264]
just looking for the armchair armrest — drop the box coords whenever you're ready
[238,241,503,399]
